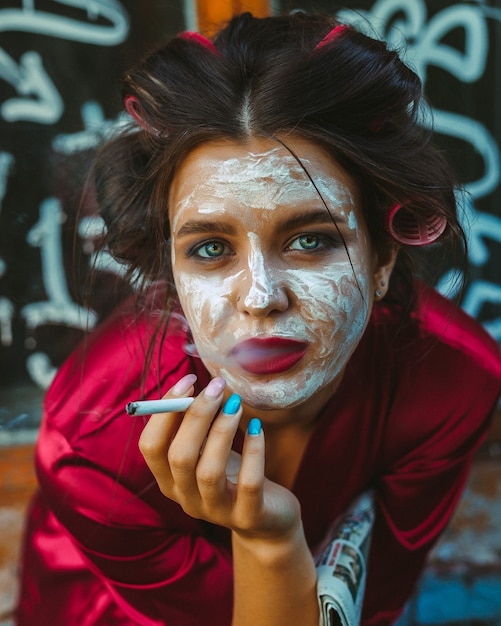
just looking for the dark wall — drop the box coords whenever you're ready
[0,1,185,428]
[1,1,500,430]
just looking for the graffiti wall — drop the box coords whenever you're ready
[1,0,500,431]
[0,0,185,429]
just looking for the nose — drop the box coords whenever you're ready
[236,243,289,316]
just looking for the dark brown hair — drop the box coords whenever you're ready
[94,11,465,312]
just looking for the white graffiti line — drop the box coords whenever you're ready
[0,48,63,123]
[21,197,97,330]
[0,154,14,336]
[468,211,501,267]
[437,268,501,343]
[411,4,488,83]
[461,281,501,341]
[462,280,501,317]
[483,317,501,342]
[25,352,57,389]
[52,101,129,154]
[336,0,425,43]
[338,0,488,82]
[183,0,198,32]
[78,215,107,240]
[477,2,501,24]
[432,109,500,200]
[435,267,464,301]
[0,152,14,207]
[0,0,129,46]
[89,249,133,278]
[457,191,501,267]
[0,297,14,346]
[78,215,141,283]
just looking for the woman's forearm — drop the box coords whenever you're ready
[231,523,319,626]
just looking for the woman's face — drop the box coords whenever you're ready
[169,136,380,410]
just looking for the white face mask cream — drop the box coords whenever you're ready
[169,136,377,410]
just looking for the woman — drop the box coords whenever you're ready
[17,12,501,626]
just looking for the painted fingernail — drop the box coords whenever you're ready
[172,373,197,395]
[223,394,241,415]
[205,377,226,399]
[247,417,262,436]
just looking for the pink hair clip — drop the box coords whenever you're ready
[314,24,350,50]
[124,95,161,137]
[387,203,448,246]
[177,31,220,55]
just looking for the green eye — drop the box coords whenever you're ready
[290,234,321,250]
[196,241,227,258]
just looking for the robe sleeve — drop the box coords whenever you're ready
[30,291,231,626]
[35,421,234,626]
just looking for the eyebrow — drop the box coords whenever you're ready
[274,209,347,235]
[175,209,347,238]
[176,220,237,237]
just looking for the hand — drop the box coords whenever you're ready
[138,374,302,541]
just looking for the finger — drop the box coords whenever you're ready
[138,374,197,494]
[234,418,265,525]
[167,377,226,493]
[195,394,242,503]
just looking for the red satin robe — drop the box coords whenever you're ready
[16,283,501,626]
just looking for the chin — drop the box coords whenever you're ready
[225,375,324,411]
[242,393,300,411]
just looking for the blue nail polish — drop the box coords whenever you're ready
[223,394,241,415]
[247,417,261,436]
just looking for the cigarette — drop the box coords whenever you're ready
[125,397,194,416]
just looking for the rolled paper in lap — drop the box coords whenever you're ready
[126,397,194,416]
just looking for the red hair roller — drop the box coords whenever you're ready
[387,203,448,246]
[177,31,220,55]
[124,95,161,137]
[314,24,350,50]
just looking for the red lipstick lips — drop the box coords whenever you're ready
[232,338,307,375]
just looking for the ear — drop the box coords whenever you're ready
[373,244,398,301]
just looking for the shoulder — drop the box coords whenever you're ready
[368,283,500,463]
[411,282,501,378]
[371,281,501,384]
